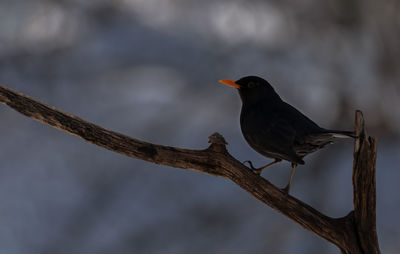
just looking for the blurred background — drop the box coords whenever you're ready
[0,0,399,253]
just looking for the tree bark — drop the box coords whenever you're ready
[352,110,380,253]
[0,85,380,253]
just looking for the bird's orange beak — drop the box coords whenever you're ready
[219,79,240,88]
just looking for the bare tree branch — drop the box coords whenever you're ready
[352,110,380,253]
[0,84,380,253]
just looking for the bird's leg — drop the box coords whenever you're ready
[243,159,282,175]
[282,163,297,193]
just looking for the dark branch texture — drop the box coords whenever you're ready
[0,85,380,253]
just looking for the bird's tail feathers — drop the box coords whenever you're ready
[325,130,356,138]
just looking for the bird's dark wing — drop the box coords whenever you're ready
[280,102,323,133]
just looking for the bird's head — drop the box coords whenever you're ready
[219,76,280,103]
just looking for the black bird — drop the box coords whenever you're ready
[219,76,354,193]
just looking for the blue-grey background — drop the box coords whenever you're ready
[0,0,399,253]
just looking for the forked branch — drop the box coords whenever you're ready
[0,85,380,253]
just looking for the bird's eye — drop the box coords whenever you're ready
[248,82,255,88]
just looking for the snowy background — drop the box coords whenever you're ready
[0,0,399,253]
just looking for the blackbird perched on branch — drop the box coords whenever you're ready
[219,76,354,193]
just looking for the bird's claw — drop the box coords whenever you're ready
[281,185,290,194]
[243,160,261,174]
[243,160,255,169]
